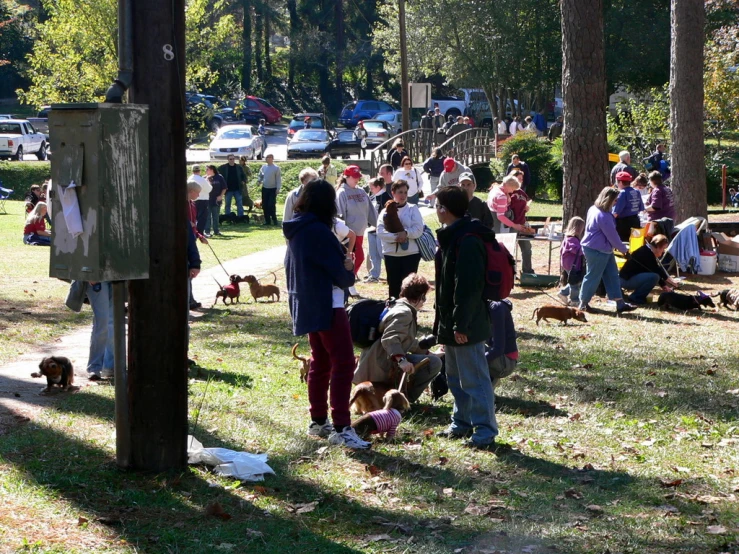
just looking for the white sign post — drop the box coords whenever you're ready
[409,83,432,109]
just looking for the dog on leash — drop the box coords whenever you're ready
[244,272,280,302]
[352,389,410,440]
[712,289,739,310]
[532,305,587,325]
[214,275,246,305]
[291,344,310,383]
[658,291,716,311]
[383,200,405,233]
[349,358,429,414]
[31,356,76,394]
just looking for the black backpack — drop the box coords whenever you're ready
[346,298,394,348]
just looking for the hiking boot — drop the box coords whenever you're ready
[436,426,473,440]
[307,421,333,439]
[328,426,371,449]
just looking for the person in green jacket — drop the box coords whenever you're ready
[434,186,498,448]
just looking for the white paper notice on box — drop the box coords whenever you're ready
[187,435,275,481]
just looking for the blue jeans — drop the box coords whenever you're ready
[368,232,382,279]
[445,342,498,445]
[225,190,244,217]
[87,282,114,375]
[205,204,220,234]
[579,246,624,307]
[559,282,581,303]
[620,272,659,304]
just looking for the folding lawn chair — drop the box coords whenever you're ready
[0,184,13,215]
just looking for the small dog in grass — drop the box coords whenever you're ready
[349,359,429,414]
[214,275,245,305]
[244,272,280,302]
[658,291,715,311]
[31,356,76,394]
[532,305,587,325]
[291,343,310,383]
[712,289,739,310]
[351,389,410,440]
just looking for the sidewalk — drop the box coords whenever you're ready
[0,245,287,434]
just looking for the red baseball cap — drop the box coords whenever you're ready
[615,171,633,182]
[443,158,456,172]
[343,165,362,179]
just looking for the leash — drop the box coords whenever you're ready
[205,241,232,279]
[212,276,223,290]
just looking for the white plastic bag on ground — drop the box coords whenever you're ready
[187,436,275,481]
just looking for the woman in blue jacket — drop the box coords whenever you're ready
[283,179,370,450]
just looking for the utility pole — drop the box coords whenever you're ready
[127,0,189,471]
[399,0,410,133]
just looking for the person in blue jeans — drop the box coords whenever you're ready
[578,187,637,314]
[434,186,498,449]
[365,177,387,283]
[86,282,115,380]
[619,235,677,304]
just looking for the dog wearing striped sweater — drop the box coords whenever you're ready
[351,389,410,440]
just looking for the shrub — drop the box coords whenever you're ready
[497,132,557,200]
[0,161,51,199]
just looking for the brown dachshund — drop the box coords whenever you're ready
[349,358,429,414]
[383,200,405,233]
[244,272,280,302]
[215,275,246,305]
[291,343,310,383]
[532,305,587,325]
[31,356,76,394]
[352,389,410,440]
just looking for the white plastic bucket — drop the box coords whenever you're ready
[699,251,717,275]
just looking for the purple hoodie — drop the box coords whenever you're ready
[560,236,584,272]
[581,205,627,254]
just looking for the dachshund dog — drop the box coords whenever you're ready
[712,289,739,310]
[532,305,587,325]
[31,356,76,394]
[658,291,716,311]
[254,200,263,210]
[382,200,405,233]
[244,272,280,302]
[352,389,410,440]
[214,275,246,305]
[349,358,429,414]
[291,343,310,383]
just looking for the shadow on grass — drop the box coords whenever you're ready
[0,295,88,331]
[495,395,569,417]
[188,364,255,389]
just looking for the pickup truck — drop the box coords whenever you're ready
[26,106,50,135]
[0,119,49,161]
[431,88,517,128]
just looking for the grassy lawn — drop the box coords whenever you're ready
[1,212,738,553]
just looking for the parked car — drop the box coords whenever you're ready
[0,119,48,161]
[209,125,265,161]
[0,114,12,120]
[328,130,362,158]
[287,113,332,143]
[237,96,281,124]
[360,119,393,147]
[373,111,402,135]
[27,106,50,135]
[286,129,361,160]
[339,100,396,128]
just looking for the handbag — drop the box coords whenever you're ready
[416,225,437,261]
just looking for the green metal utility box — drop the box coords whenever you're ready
[48,103,149,282]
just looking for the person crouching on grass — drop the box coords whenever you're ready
[283,179,371,450]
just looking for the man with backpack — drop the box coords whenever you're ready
[434,186,502,449]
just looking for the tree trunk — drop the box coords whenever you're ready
[264,8,272,84]
[242,0,252,92]
[335,0,344,108]
[254,4,263,82]
[287,0,297,88]
[670,0,706,220]
[561,0,609,223]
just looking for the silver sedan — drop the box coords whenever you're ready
[209,125,265,161]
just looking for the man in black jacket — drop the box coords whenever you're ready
[505,155,531,191]
[219,157,248,218]
[619,235,677,304]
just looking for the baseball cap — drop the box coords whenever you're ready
[192,165,201,172]
[459,172,475,184]
[343,165,362,179]
[443,158,456,172]
[615,171,633,182]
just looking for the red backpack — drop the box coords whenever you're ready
[458,234,515,301]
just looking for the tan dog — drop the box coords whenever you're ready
[352,389,410,440]
[244,273,280,302]
[31,356,76,394]
[349,358,429,414]
[291,343,310,383]
[532,305,587,325]
[383,200,405,233]
[254,200,263,210]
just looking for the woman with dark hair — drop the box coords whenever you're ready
[645,171,675,221]
[578,186,637,314]
[392,156,421,204]
[377,180,425,298]
[354,273,442,402]
[283,179,370,449]
[422,147,446,207]
[204,165,226,237]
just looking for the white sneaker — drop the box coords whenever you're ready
[307,421,333,438]
[328,426,371,449]
[348,286,360,297]
[557,293,569,306]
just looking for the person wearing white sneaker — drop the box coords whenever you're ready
[328,426,370,449]
[558,216,586,307]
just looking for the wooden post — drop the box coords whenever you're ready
[126,0,189,471]
[399,0,410,134]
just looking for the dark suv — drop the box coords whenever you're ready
[339,100,395,128]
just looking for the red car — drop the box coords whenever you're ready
[241,96,281,124]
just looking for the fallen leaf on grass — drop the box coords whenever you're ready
[569,413,582,422]
[706,525,727,535]
[252,485,268,494]
[293,501,319,514]
[564,489,583,500]
[423,428,435,437]
[726,389,739,396]
[77,516,88,526]
[315,446,329,456]
[442,487,454,496]
[585,504,604,515]
[438,456,449,466]
[216,544,235,551]
[366,534,392,542]
[366,464,381,476]
[659,479,683,488]
[205,502,231,521]
[641,438,657,447]
[524,387,535,395]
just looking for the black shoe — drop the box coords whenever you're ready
[436,427,473,439]
[189,302,202,310]
[617,302,637,313]
[463,438,496,450]
[87,373,101,381]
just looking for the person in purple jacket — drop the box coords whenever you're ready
[578,187,638,314]
[557,216,586,306]
[645,171,676,221]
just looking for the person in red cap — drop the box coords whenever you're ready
[336,166,377,295]
[353,121,368,158]
[612,171,645,241]
[438,157,471,189]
